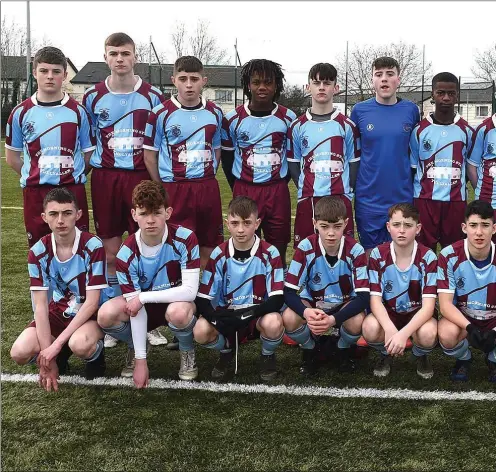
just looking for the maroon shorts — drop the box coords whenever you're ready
[463,315,496,331]
[23,184,89,248]
[91,167,150,239]
[145,303,170,331]
[294,196,354,248]
[163,179,224,248]
[233,179,291,246]
[388,311,416,330]
[27,307,97,338]
[414,199,466,251]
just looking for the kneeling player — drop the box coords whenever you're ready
[194,196,285,381]
[97,181,200,388]
[283,196,369,375]
[363,203,438,379]
[10,188,109,390]
[437,200,496,382]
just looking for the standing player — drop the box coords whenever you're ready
[410,72,474,251]
[221,59,296,265]
[467,111,496,242]
[5,46,94,247]
[194,196,285,381]
[10,188,109,389]
[97,181,200,386]
[144,56,224,269]
[437,200,496,382]
[83,32,167,347]
[283,197,369,375]
[287,63,360,247]
[351,57,420,255]
[363,203,438,378]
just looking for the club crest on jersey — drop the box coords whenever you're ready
[384,280,394,293]
[312,272,322,285]
[99,109,110,121]
[302,136,309,148]
[138,271,148,284]
[366,123,374,131]
[239,131,249,142]
[487,143,494,154]
[25,121,35,136]
[423,139,432,151]
[171,125,182,137]
[456,276,465,290]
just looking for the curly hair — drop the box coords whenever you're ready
[241,59,285,102]
[132,181,169,212]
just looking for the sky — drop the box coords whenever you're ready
[2,0,495,86]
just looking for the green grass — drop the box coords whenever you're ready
[2,150,495,472]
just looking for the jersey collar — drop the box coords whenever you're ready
[318,235,345,262]
[464,239,495,269]
[136,225,168,255]
[51,227,81,262]
[105,75,142,94]
[305,108,339,122]
[390,240,417,270]
[244,101,278,116]
[426,112,461,125]
[228,234,260,259]
[31,92,70,107]
[171,94,206,110]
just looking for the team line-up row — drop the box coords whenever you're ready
[9,182,496,391]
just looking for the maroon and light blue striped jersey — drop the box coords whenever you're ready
[83,77,165,171]
[28,229,110,316]
[368,241,437,316]
[197,236,284,309]
[438,239,496,321]
[468,114,496,209]
[115,224,200,298]
[410,113,474,201]
[287,110,360,200]
[285,234,369,310]
[221,103,296,184]
[143,96,223,182]
[5,94,95,188]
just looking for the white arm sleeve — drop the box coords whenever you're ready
[138,269,200,304]
[130,305,148,360]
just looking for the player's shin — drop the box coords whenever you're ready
[102,322,133,349]
[169,315,197,352]
[260,331,284,356]
[285,324,315,349]
[337,326,361,349]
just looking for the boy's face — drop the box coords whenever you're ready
[313,218,348,251]
[42,201,81,237]
[131,205,171,238]
[171,71,207,103]
[386,211,420,247]
[33,63,67,95]
[226,213,261,245]
[432,81,458,113]
[462,214,496,251]
[372,66,400,101]
[104,43,136,76]
[307,73,339,105]
[249,72,276,104]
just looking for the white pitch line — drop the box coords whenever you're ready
[2,373,495,402]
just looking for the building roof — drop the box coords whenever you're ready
[1,55,78,80]
[71,62,242,88]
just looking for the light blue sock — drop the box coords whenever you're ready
[488,348,496,364]
[103,321,133,348]
[202,334,226,351]
[85,339,104,362]
[368,341,387,356]
[337,326,361,349]
[261,332,284,356]
[169,315,197,352]
[412,342,436,358]
[286,324,315,349]
[440,339,472,361]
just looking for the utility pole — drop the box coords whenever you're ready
[26,0,31,96]
[344,41,349,116]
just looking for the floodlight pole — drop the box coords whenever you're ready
[26,0,31,96]
[420,45,425,117]
[344,41,349,116]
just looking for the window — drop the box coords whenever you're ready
[476,105,489,117]
[215,90,233,102]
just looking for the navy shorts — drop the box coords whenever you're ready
[355,210,391,250]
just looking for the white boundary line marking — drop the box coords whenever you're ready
[2,373,495,401]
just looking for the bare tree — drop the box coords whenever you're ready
[471,43,496,81]
[169,19,230,65]
[336,41,432,101]
[134,42,150,63]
